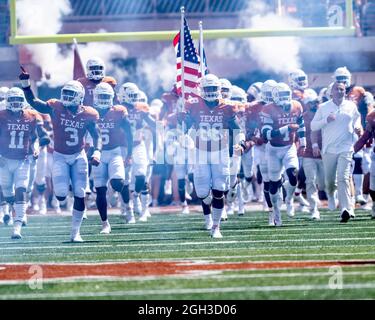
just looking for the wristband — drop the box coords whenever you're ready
[92,150,101,160]
[21,79,31,88]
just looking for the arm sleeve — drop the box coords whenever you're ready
[22,87,53,115]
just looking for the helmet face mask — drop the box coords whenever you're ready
[261,80,277,103]
[61,81,85,108]
[118,83,140,105]
[200,74,221,102]
[93,83,114,110]
[272,83,292,112]
[6,87,26,113]
[231,86,247,103]
[333,67,351,88]
[289,69,308,90]
[86,58,105,81]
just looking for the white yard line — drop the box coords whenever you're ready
[0,236,374,251]
[1,283,375,299]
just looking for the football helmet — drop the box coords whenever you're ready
[333,66,351,88]
[272,82,292,112]
[61,80,85,108]
[6,87,26,112]
[220,78,232,99]
[138,90,148,104]
[247,82,263,101]
[118,82,140,105]
[288,69,308,90]
[86,57,105,81]
[0,86,9,102]
[302,88,318,105]
[150,98,163,117]
[93,82,114,109]
[200,74,221,102]
[260,80,278,103]
[231,86,247,103]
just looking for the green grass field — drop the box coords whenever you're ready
[0,207,375,300]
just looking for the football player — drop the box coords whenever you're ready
[261,83,306,226]
[0,87,9,110]
[354,108,375,219]
[0,87,50,239]
[117,82,156,222]
[253,80,278,224]
[19,68,101,242]
[179,74,246,238]
[92,82,133,232]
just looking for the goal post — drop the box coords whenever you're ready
[8,0,355,45]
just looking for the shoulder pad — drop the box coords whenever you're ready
[103,76,117,87]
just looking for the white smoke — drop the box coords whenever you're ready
[240,0,302,74]
[209,0,302,77]
[137,46,175,96]
[17,0,128,87]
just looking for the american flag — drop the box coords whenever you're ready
[198,42,209,77]
[173,18,200,99]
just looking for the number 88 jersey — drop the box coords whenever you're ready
[0,109,42,160]
[47,99,99,155]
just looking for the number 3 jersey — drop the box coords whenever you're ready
[0,109,43,160]
[185,96,237,152]
[46,99,99,155]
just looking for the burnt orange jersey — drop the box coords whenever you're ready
[126,102,150,143]
[97,105,128,150]
[261,100,303,147]
[78,76,117,107]
[47,99,99,155]
[185,96,236,151]
[242,101,266,144]
[0,109,41,160]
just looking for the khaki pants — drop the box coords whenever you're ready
[322,151,353,213]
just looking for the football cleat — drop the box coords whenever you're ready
[340,209,351,223]
[210,226,223,238]
[181,204,190,215]
[205,216,213,230]
[71,233,84,243]
[82,211,88,220]
[221,208,228,221]
[100,221,111,234]
[294,193,310,207]
[355,195,367,206]
[311,209,320,220]
[138,212,148,222]
[286,198,295,217]
[11,230,22,240]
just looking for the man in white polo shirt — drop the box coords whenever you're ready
[311,82,362,222]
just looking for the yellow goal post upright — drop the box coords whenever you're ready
[9,0,355,45]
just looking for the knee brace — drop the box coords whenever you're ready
[263,181,270,192]
[212,189,225,209]
[73,196,85,211]
[135,175,146,194]
[286,167,298,187]
[269,180,282,195]
[56,195,66,202]
[201,201,211,215]
[15,187,27,203]
[188,173,194,183]
[110,178,126,193]
[200,190,212,206]
[256,166,263,184]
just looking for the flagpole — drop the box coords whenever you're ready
[180,6,185,109]
[199,21,204,76]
